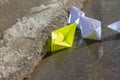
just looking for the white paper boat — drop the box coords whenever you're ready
[79,16,102,40]
[68,6,85,25]
[108,21,120,33]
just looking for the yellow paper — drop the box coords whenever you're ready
[51,23,77,52]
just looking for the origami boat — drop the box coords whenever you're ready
[79,16,101,40]
[51,23,77,52]
[108,21,120,33]
[68,6,85,25]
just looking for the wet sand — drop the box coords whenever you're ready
[28,0,120,80]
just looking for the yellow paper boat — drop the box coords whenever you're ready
[51,23,77,52]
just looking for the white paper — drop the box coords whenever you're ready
[79,17,101,40]
[108,21,120,33]
[68,6,102,40]
[68,6,85,24]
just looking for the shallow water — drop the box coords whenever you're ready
[28,0,120,80]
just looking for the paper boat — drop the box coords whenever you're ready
[108,21,120,33]
[68,6,85,25]
[51,23,77,52]
[79,16,101,40]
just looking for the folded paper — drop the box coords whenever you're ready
[108,21,120,33]
[51,23,77,52]
[68,6,102,40]
[79,16,101,40]
[68,6,85,25]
